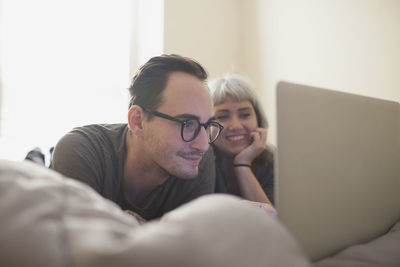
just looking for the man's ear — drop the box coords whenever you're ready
[128,105,145,136]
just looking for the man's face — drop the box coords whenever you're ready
[142,71,213,179]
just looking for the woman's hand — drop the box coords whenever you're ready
[244,200,277,217]
[124,210,147,225]
[234,128,267,165]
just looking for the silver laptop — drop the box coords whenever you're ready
[275,81,400,261]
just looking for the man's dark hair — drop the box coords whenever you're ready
[128,54,208,116]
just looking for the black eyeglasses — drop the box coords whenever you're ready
[142,107,223,144]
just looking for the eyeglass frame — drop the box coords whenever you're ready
[140,106,224,144]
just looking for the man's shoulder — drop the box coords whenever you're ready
[53,123,128,160]
[50,123,128,195]
[71,123,128,136]
[63,123,127,147]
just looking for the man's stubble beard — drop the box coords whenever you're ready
[144,129,198,180]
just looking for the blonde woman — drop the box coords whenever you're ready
[209,74,274,205]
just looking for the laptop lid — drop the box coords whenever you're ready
[275,81,400,260]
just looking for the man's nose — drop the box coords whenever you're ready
[190,127,209,152]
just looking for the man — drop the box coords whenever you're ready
[50,54,223,221]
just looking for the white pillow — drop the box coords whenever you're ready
[315,221,400,267]
[0,159,311,267]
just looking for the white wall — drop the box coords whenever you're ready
[0,0,3,134]
[164,0,247,78]
[164,0,400,145]
[258,0,400,144]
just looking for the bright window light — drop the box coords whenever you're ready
[0,0,163,163]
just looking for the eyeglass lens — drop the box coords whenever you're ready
[182,120,221,143]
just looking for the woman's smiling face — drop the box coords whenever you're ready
[213,95,258,157]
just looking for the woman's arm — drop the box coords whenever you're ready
[234,166,273,204]
[233,128,274,205]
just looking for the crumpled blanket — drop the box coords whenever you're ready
[0,159,311,267]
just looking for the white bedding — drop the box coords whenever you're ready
[0,160,311,267]
[315,221,400,267]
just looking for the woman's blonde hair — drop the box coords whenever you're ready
[208,74,268,128]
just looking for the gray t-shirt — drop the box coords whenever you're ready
[50,124,215,220]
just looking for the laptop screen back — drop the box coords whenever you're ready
[275,81,400,260]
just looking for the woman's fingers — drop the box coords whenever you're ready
[251,128,267,147]
[235,128,268,164]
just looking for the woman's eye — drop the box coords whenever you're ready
[239,113,251,119]
[215,115,229,121]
